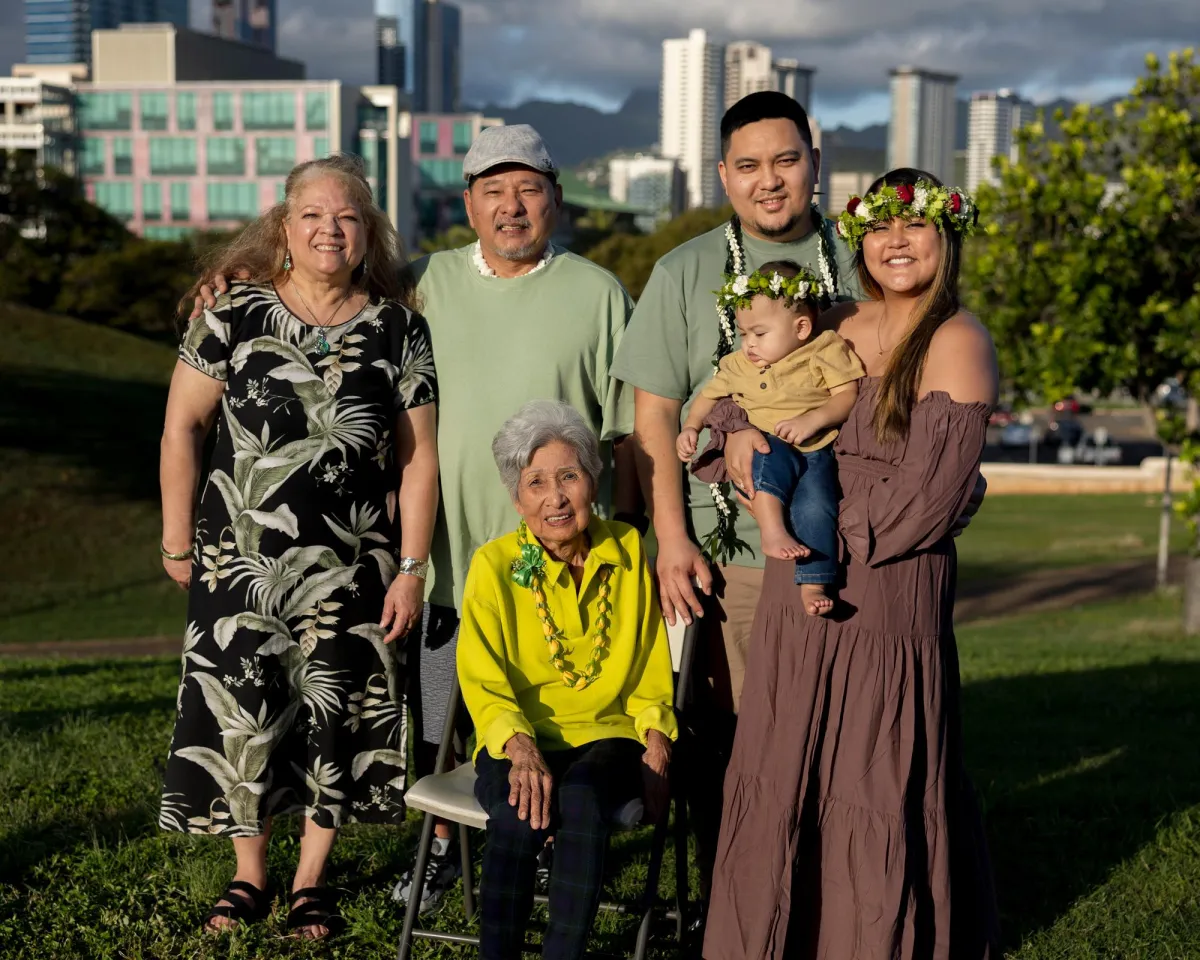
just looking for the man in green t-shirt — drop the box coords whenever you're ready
[610,91,862,894]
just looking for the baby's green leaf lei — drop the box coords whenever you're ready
[714,265,828,314]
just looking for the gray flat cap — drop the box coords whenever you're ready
[462,124,559,181]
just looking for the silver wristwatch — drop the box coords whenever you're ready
[397,557,429,579]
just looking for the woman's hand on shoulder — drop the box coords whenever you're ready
[921,313,998,408]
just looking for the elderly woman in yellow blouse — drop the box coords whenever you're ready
[457,399,677,960]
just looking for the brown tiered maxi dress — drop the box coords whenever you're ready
[703,379,1000,960]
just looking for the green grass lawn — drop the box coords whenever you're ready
[956,492,1191,585]
[0,303,184,644]
[2,591,1198,958]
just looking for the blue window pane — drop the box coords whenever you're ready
[206,137,246,176]
[177,93,196,131]
[255,137,295,176]
[207,182,261,220]
[140,92,169,131]
[212,92,235,131]
[79,92,132,131]
[80,137,106,175]
[112,137,132,176]
[170,182,190,221]
[142,181,163,221]
[94,181,134,220]
[150,137,197,175]
[305,91,328,131]
[242,92,295,131]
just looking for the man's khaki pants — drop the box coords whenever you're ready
[680,562,763,901]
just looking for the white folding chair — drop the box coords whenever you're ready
[396,617,698,960]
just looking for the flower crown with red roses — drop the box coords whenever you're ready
[835,180,978,251]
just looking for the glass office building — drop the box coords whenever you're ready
[24,0,189,66]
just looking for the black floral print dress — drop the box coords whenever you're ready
[159,282,437,837]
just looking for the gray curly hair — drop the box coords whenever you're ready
[492,400,602,501]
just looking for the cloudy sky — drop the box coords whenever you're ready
[2,0,1192,127]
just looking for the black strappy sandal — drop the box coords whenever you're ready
[287,887,341,940]
[202,880,270,932]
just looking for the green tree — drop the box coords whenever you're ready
[54,238,198,339]
[419,223,477,255]
[585,206,733,298]
[0,156,129,309]
[966,48,1200,625]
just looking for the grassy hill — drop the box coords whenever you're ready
[0,303,186,643]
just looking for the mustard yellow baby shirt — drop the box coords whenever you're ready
[699,329,865,452]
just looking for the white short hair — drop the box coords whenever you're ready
[492,400,602,500]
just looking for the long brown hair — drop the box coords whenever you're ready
[855,168,964,444]
[180,153,416,316]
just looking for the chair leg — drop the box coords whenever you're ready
[458,821,475,919]
[672,787,690,943]
[397,812,437,960]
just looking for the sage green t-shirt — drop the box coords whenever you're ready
[412,244,634,607]
[610,222,863,568]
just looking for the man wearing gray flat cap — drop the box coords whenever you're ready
[393,122,640,910]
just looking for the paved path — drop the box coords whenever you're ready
[0,556,1189,661]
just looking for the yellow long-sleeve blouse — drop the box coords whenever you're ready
[457,517,678,761]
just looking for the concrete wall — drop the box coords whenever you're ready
[980,459,1195,495]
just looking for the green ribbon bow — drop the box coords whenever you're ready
[510,542,547,589]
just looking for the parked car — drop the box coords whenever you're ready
[989,405,1015,427]
[1155,377,1187,409]
[1052,396,1093,415]
[1056,429,1122,465]
[1000,422,1037,447]
[1044,417,1084,447]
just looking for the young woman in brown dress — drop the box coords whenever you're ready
[702,168,1001,960]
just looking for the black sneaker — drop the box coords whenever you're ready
[391,843,461,914]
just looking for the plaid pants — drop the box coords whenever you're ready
[474,737,644,960]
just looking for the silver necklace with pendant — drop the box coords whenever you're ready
[291,283,351,356]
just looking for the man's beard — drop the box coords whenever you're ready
[745,210,806,240]
[494,219,541,261]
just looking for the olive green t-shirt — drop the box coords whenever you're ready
[610,221,863,568]
[412,244,634,607]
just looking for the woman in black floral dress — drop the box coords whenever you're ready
[158,155,438,939]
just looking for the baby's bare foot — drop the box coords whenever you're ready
[800,583,835,617]
[760,528,811,561]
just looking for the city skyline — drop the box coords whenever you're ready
[0,0,1189,129]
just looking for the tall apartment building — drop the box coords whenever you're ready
[966,89,1035,192]
[0,77,76,174]
[413,0,460,113]
[75,24,413,243]
[887,66,958,185]
[377,16,406,88]
[661,28,724,209]
[208,0,277,53]
[609,154,685,229]
[725,43,815,112]
[23,0,189,66]
[772,59,813,113]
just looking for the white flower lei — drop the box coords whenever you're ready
[472,240,554,278]
[701,204,840,564]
